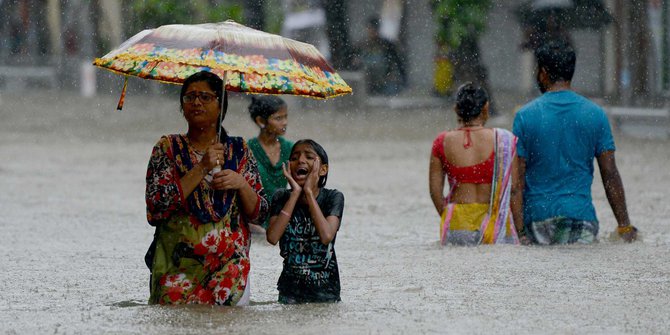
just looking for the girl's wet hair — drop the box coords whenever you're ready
[248,95,287,121]
[455,82,489,123]
[292,139,329,188]
[180,71,223,110]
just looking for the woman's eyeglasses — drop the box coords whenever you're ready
[182,91,218,104]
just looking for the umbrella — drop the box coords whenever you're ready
[515,0,612,31]
[93,20,352,111]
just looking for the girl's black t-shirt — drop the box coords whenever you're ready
[270,188,345,303]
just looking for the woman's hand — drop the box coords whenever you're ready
[282,162,302,195]
[211,169,247,190]
[303,157,321,197]
[200,143,225,171]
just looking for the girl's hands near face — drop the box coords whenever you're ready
[304,157,320,196]
[201,143,225,171]
[211,169,246,190]
[282,162,302,194]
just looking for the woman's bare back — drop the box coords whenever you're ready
[443,128,494,204]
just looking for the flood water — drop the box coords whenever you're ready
[1,90,669,334]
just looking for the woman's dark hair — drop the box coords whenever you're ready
[248,95,287,121]
[180,71,227,139]
[179,71,223,110]
[455,82,489,123]
[292,139,329,188]
[534,40,576,83]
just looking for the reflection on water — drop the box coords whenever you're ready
[0,92,669,334]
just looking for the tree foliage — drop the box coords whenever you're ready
[432,0,491,48]
[124,0,243,36]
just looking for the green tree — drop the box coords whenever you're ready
[432,0,490,49]
[432,0,496,114]
[241,0,283,34]
[123,0,243,37]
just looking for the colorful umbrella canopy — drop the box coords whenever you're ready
[93,20,352,103]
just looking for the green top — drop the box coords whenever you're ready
[247,137,294,227]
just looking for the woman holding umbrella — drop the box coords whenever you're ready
[145,71,268,305]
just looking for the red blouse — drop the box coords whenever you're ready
[432,131,494,184]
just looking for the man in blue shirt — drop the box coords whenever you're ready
[513,41,637,244]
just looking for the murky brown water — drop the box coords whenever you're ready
[1,90,669,334]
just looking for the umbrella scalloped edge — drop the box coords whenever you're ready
[93,58,352,100]
[93,50,352,99]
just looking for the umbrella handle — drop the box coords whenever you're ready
[208,71,226,187]
[217,71,228,143]
[116,76,129,110]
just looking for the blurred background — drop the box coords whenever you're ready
[1,0,668,109]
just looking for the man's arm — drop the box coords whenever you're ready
[511,156,530,244]
[596,150,637,242]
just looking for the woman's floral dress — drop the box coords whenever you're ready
[145,134,268,305]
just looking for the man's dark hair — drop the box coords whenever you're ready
[534,40,576,83]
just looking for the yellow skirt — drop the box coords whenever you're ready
[441,203,512,245]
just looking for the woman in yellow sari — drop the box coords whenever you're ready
[429,83,526,245]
